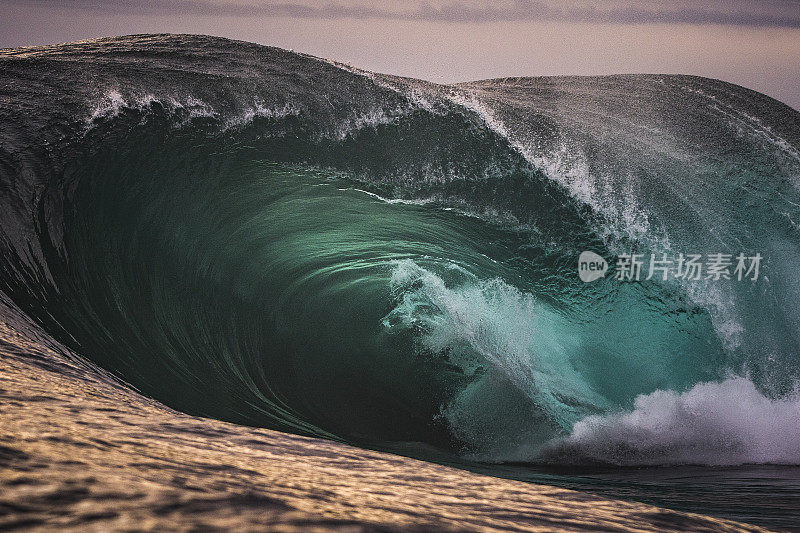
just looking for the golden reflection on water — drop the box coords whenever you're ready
[0,320,765,531]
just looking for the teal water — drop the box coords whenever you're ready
[39,132,726,456]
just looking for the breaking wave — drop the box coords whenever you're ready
[2,34,800,467]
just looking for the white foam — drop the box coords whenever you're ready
[180,96,217,119]
[383,260,606,430]
[87,90,217,125]
[222,99,299,129]
[88,89,130,121]
[540,377,800,465]
[338,188,434,206]
[445,89,665,253]
[329,106,406,141]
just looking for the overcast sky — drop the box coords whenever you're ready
[2,0,799,109]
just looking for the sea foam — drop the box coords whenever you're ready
[539,377,800,465]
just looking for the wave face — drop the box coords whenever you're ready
[2,34,800,465]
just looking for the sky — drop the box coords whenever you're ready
[2,0,799,109]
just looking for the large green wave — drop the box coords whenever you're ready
[8,110,723,458]
[1,35,799,464]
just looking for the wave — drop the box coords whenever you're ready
[1,34,800,466]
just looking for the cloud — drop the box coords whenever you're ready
[14,0,800,28]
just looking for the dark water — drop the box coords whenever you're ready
[481,464,800,531]
[2,34,800,530]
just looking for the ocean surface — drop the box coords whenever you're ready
[1,34,800,530]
